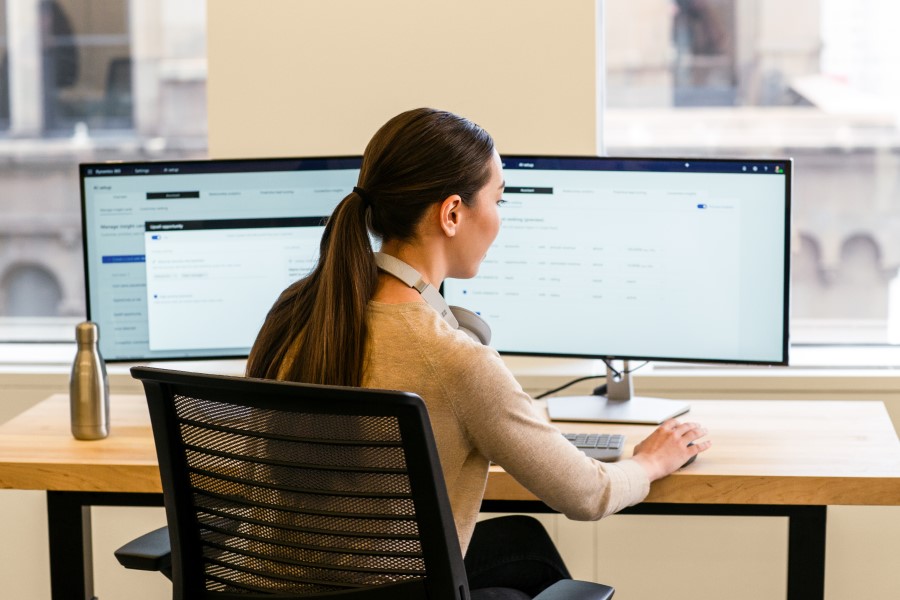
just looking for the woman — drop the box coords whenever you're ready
[247,107,711,598]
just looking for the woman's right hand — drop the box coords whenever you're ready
[631,419,711,481]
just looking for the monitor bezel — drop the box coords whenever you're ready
[79,155,363,363]
[446,154,792,367]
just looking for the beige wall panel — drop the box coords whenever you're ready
[207,0,602,158]
[0,491,50,600]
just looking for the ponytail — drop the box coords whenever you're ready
[246,190,377,385]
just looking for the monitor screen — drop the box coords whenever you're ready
[442,156,791,366]
[80,157,361,361]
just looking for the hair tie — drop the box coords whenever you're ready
[353,186,373,208]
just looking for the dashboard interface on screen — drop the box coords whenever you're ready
[80,157,361,361]
[442,156,791,365]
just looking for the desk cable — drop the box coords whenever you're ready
[533,360,650,400]
[534,375,606,399]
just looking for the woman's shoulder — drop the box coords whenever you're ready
[368,300,499,361]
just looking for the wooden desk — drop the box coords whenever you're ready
[1,394,899,600]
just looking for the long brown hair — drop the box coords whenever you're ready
[246,108,496,385]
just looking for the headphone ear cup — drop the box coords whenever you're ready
[449,306,491,345]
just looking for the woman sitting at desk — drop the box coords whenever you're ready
[246,107,711,598]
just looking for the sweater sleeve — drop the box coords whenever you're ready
[437,336,650,520]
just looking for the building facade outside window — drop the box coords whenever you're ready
[606,0,900,345]
[0,0,206,327]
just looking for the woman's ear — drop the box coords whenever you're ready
[438,194,463,237]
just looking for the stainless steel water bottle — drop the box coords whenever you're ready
[70,321,110,440]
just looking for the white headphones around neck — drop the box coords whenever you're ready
[374,252,491,345]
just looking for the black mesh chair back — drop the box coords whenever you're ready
[131,366,468,600]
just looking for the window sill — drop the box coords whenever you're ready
[3,317,900,399]
[3,341,900,373]
[3,341,899,430]
[0,134,207,162]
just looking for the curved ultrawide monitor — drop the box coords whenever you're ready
[442,156,791,366]
[80,157,361,361]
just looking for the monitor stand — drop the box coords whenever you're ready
[546,361,690,425]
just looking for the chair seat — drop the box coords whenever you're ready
[534,580,615,600]
[471,588,532,600]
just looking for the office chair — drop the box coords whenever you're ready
[118,366,614,600]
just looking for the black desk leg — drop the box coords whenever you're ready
[787,505,827,600]
[47,491,96,600]
[45,491,165,600]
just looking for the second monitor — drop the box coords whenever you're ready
[441,156,791,423]
[80,157,362,361]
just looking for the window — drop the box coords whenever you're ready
[0,0,207,336]
[606,0,900,344]
[1,264,63,316]
[672,0,737,107]
[40,0,132,133]
[0,0,8,130]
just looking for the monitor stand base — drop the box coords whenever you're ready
[544,360,690,425]
[546,394,690,425]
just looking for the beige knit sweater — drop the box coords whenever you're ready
[362,301,650,554]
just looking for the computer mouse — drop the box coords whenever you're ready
[681,442,697,468]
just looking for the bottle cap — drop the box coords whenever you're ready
[75,321,99,344]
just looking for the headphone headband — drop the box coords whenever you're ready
[373,253,459,327]
[373,252,490,344]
